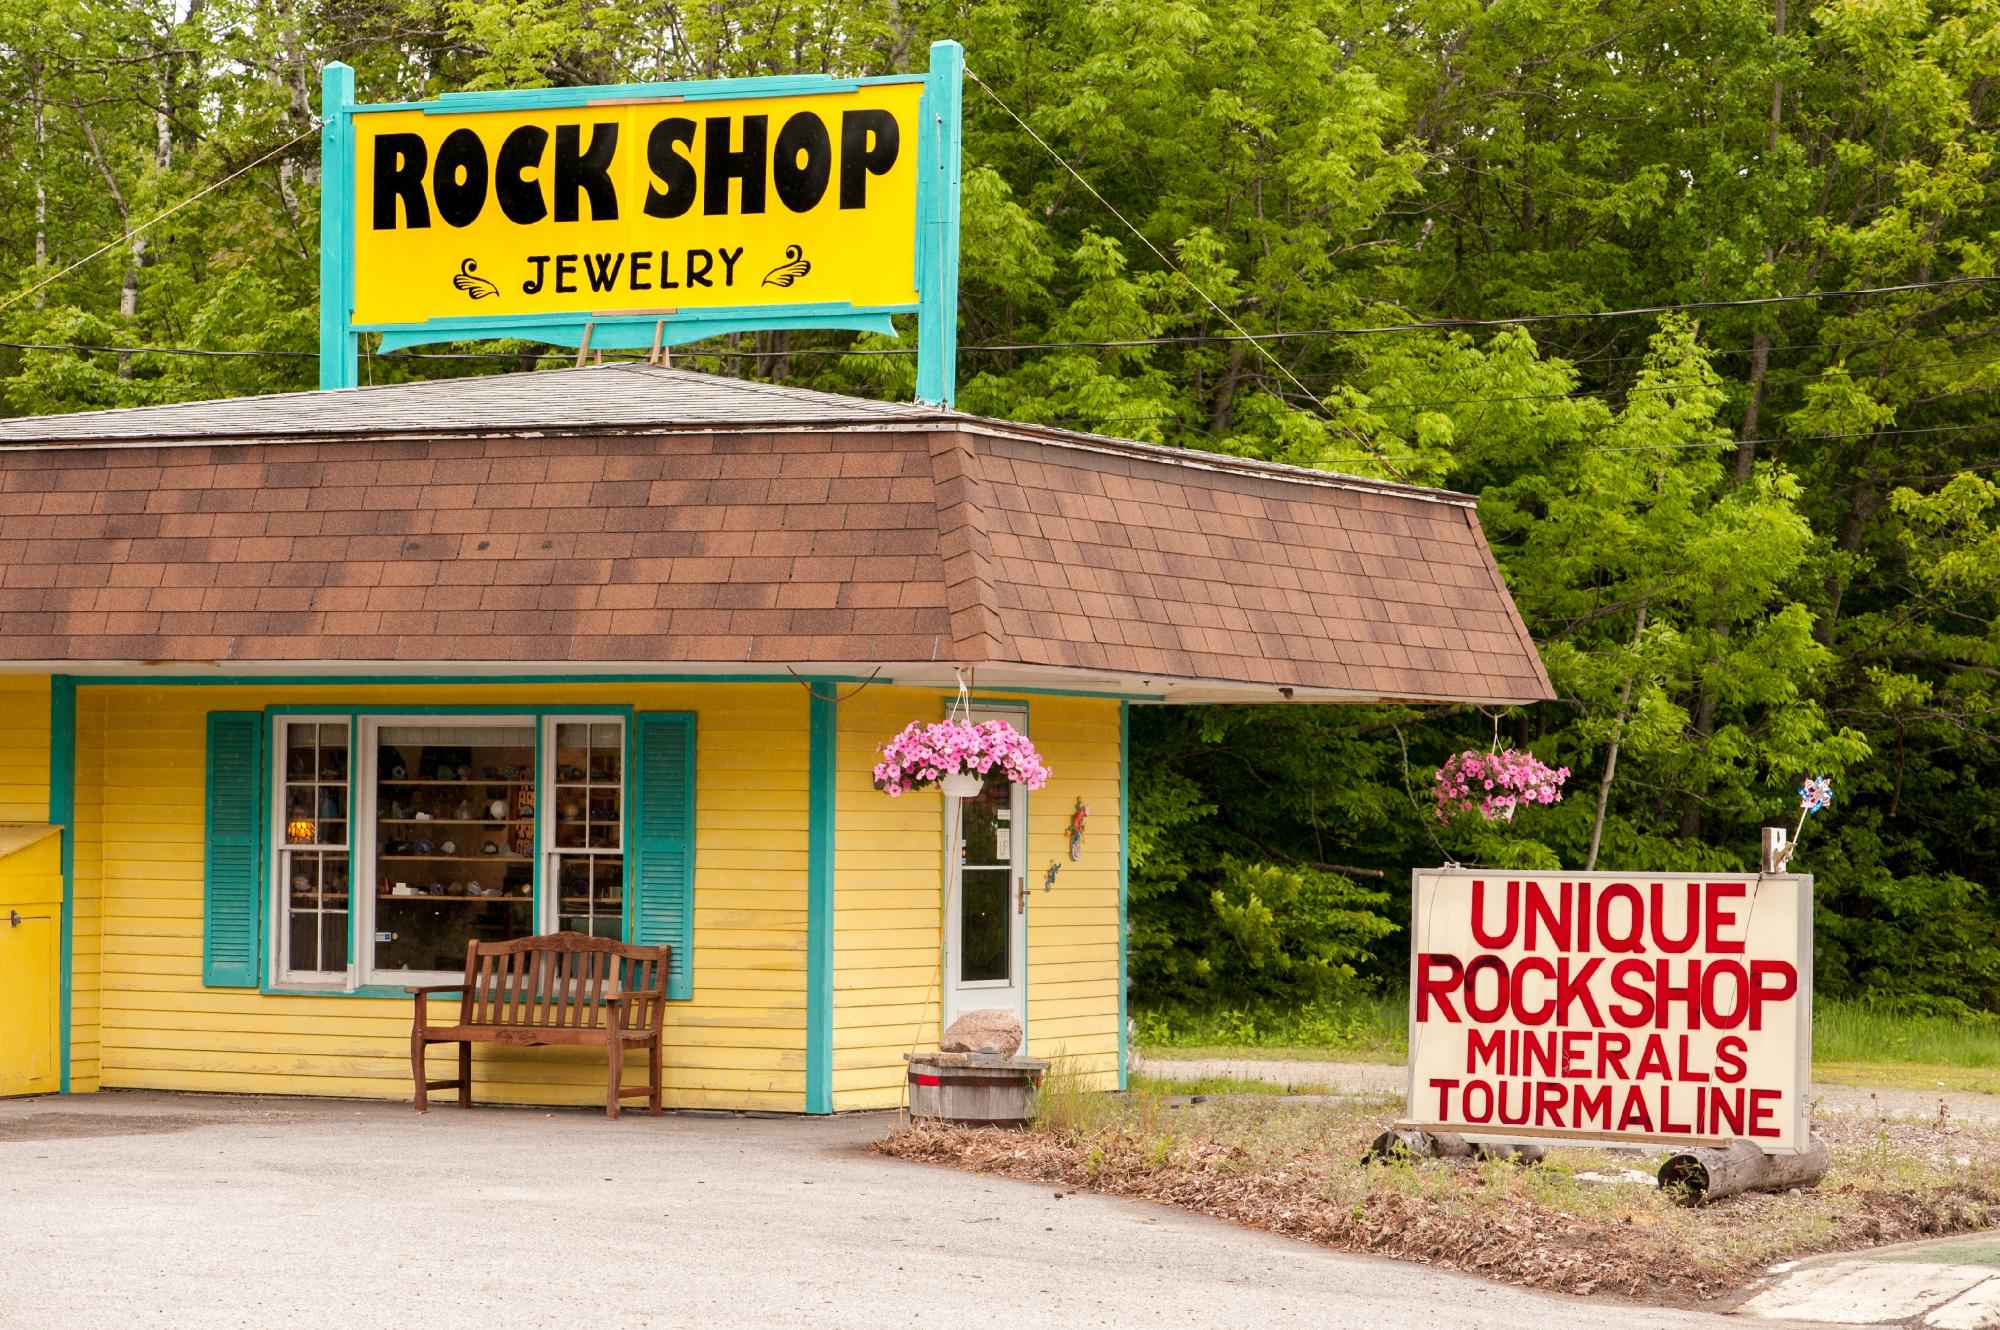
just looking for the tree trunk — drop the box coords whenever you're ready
[71,103,143,376]
[1735,332,1773,482]
[1736,1,1787,481]
[1366,1129,1544,1165]
[1659,1134,1827,1205]
[1817,470,1878,645]
[1209,344,1248,433]
[1587,607,1648,871]
[31,64,46,306]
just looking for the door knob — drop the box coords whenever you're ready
[8,909,51,927]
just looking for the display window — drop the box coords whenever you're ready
[268,712,627,990]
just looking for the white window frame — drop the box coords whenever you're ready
[356,714,542,989]
[268,712,633,993]
[267,715,356,992]
[539,715,629,938]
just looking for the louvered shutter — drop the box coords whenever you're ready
[203,712,264,987]
[630,713,695,999]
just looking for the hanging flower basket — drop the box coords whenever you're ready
[1434,748,1569,823]
[873,718,1050,797]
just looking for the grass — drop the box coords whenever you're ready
[1136,995,2000,1090]
[1127,1070,1346,1096]
[1132,992,1408,1063]
[881,1071,2000,1304]
[1815,1003,2000,1069]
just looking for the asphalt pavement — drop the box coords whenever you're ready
[0,1089,1761,1330]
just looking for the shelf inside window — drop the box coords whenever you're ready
[378,893,531,904]
[377,854,531,863]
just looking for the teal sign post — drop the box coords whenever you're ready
[319,42,964,404]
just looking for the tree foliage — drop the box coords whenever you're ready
[3,0,1998,1008]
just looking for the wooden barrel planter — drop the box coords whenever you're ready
[905,1053,1050,1125]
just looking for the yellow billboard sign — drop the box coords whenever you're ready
[350,85,922,326]
[318,44,964,402]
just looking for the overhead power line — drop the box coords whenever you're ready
[961,65,1409,480]
[1297,418,2000,466]
[0,124,321,320]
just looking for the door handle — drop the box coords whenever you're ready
[8,909,51,927]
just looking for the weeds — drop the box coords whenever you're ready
[887,1082,2000,1304]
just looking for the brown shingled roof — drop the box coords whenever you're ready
[0,365,1551,704]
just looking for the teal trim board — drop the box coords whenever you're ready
[915,40,965,407]
[49,675,75,1092]
[370,308,902,355]
[805,686,838,1114]
[1118,701,1130,1091]
[318,64,358,391]
[63,672,874,688]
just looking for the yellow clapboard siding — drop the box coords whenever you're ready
[106,1065,804,1109]
[0,675,52,823]
[76,682,810,1110]
[1021,695,1121,1083]
[829,689,1123,1108]
[104,1019,809,1057]
[102,1041,804,1077]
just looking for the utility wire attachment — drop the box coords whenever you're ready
[963,67,1409,482]
[0,124,322,320]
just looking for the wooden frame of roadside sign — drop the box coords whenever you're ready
[317,42,964,404]
[1402,869,1815,1154]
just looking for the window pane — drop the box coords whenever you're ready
[284,849,349,976]
[280,722,350,978]
[375,723,534,973]
[288,910,318,974]
[960,787,1003,864]
[960,868,1010,982]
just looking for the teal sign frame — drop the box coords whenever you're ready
[318,41,963,404]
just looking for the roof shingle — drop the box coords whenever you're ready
[0,366,1551,702]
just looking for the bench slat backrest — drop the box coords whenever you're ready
[456,932,671,1031]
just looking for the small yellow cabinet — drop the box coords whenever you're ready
[0,828,61,1097]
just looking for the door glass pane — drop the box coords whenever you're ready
[553,721,624,940]
[959,869,1010,982]
[281,723,349,977]
[374,722,535,973]
[957,772,1012,984]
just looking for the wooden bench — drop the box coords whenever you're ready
[408,931,670,1119]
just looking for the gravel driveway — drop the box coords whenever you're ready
[0,1089,1766,1330]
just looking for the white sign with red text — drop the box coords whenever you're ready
[1406,870,1813,1153]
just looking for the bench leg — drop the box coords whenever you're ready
[411,1032,428,1114]
[606,1035,625,1120]
[648,1035,662,1116]
[457,1042,472,1109]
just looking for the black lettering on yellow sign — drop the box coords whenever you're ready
[521,248,743,295]
[370,109,900,231]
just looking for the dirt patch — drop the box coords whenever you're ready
[0,1100,306,1143]
[879,1101,2000,1304]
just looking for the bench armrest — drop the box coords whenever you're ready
[405,985,464,996]
[608,988,666,1005]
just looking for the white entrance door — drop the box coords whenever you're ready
[943,717,1028,1032]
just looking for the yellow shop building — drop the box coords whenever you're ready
[0,364,1549,1113]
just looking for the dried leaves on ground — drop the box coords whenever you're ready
[877,1093,2000,1303]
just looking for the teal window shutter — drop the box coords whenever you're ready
[631,713,696,999]
[203,712,265,987]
